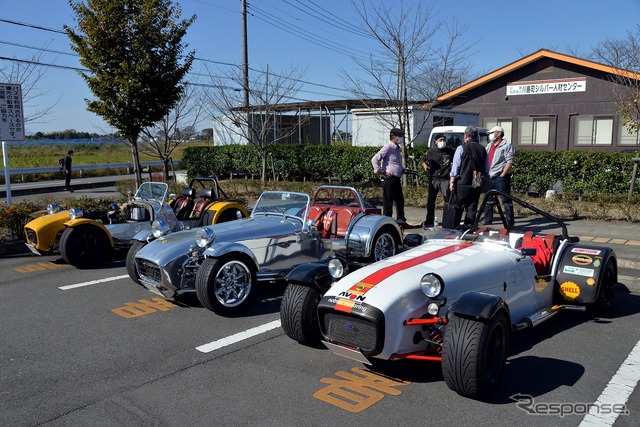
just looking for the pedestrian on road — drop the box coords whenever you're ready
[371,127,406,223]
[64,150,74,192]
[448,126,488,226]
[482,126,515,227]
[421,133,454,227]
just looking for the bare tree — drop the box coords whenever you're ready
[203,64,309,182]
[140,83,204,180]
[0,46,59,126]
[343,0,473,163]
[592,24,640,134]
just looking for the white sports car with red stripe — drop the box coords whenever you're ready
[280,190,618,400]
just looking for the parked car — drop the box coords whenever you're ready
[23,177,248,268]
[131,185,404,315]
[280,189,617,399]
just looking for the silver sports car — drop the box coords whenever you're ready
[132,185,403,315]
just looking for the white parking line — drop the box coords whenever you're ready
[196,320,282,353]
[579,338,640,426]
[59,274,129,290]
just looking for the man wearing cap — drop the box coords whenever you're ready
[482,126,515,227]
[371,127,406,222]
[420,133,454,227]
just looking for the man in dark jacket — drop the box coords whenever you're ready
[63,150,74,192]
[420,133,454,227]
[447,126,488,227]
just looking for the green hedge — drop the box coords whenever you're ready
[183,145,640,196]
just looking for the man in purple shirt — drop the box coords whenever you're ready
[371,128,406,222]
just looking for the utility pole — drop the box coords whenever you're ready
[242,0,249,110]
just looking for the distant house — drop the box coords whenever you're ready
[437,49,640,152]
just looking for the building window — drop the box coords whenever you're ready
[619,123,640,146]
[484,119,512,142]
[575,116,613,145]
[518,117,549,145]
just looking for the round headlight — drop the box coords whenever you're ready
[151,219,171,238]
[195,227,215,248]
[47,204,60,215]
[427,302,440,316]
[69,208,83,220]
[420,274,443,298]
[328,258,344,279]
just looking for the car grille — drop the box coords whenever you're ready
[137,259,162,286]
[25,228,37,245]
[322,313,378,353]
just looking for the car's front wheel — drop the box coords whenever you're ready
[126,240,147,286]
[369,228,397,262]
[195,255,256,315]
[59,225,110,268]
[280,283,323,346]
[442,310,509,399]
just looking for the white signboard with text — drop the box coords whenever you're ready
[0,83,25,141]
[507,77,586,96]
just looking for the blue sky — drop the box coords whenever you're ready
[1,0,639,135]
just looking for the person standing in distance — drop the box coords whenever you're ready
[482,126,515,227]
[448,126,488,226]
[371,127,406,223]
[420,133,454,227]
[63,150,74,192]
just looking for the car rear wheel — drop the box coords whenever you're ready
[592,256,617,313]
[195,255,256,315]
[369,228,397,262]
[442,310,509,399]
[126,240,147,286]
[280,283,323,346]
[60,225,110,268]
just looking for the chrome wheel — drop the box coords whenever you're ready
[214,260,253,308]
[373,232,396,261]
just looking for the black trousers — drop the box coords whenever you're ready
[426,179,449,225]
[64,171,71,190]
[381,176,405,221]
[454,184,481,226]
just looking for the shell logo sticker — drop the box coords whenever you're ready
[586,278,596,286]
[572,254,593,266]
[560,281,580,300]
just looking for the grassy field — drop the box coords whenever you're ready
[1,140,212,168]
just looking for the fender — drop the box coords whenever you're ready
[131,229,154,244]
[64,218,114,247]
[347,214,402,259]
[203,241,260,271]
[449,291,510,322]
[555,243,616,304]
[205,201,249,222]
[285,260,333,292]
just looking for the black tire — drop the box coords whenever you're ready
[217,207,246,223]
[126,240,147,287]
[280,283,323,346]
[59,225,110,268]
[442,310,510,399]
[195,255,256,315]
[368,227,398,262]
[591,256,617,313]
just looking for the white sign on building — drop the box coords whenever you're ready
[0,83,25,141]
[506,77,586,96]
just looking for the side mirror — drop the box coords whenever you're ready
[403,233,423,247]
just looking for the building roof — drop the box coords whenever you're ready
[437,48,638,101]
[231,98,404,113]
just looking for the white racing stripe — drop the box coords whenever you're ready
[59,274,129,290]
[579,338,640,426]
[196,320,281,353]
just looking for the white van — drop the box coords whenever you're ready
[427,126,489,149]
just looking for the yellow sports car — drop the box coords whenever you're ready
[23,177,248,268]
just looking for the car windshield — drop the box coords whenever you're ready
[252,191,310,219]
[135,182,169,203]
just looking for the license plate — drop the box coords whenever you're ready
[322,341,371,365]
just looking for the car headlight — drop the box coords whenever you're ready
[47,204,60,215]
[151,219,171,238]
[420,274,443,298]
[69,208,83,220]
[195,227,215,248]
[328,258,344,279]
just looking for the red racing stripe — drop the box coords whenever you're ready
[347,242,474,296]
